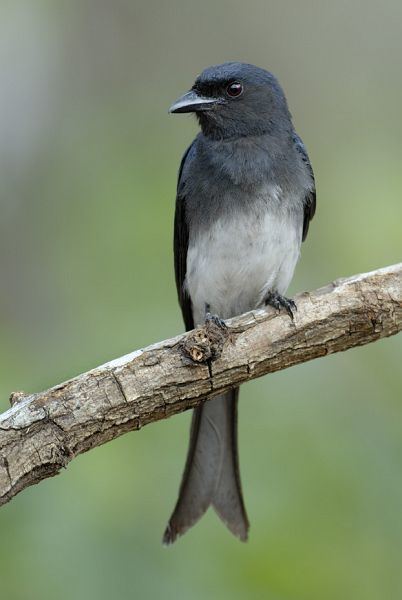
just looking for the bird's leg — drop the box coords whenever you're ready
[264,291,297,320]
[204,303,227,330]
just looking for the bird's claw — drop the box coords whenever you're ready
[264,291,297,320]
[205,312,227,330]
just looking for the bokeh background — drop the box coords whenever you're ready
[0,1,401,599]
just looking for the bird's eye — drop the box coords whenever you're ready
[226,82,243,97]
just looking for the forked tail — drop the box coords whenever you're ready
[163,388,249,544]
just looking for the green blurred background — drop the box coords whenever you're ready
[0,1,401,598]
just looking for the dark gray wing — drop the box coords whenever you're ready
[173,141,196,331]
[293,133,316,241]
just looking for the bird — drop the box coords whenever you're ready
[163,62,316,544]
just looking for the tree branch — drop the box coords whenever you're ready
[0,264,401,507]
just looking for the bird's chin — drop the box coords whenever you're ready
[196,111,227,139]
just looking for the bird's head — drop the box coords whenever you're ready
[169,62,292,140]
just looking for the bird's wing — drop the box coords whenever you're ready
[293,133,316,241]
[173,141,196,331]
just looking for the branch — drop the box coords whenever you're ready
[0,264,401,507]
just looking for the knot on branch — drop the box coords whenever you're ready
[181,317,230,363]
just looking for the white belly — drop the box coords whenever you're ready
[186,208,302,326]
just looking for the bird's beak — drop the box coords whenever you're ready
[169,89,218,114]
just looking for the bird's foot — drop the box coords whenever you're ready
[264,291,297,320]
[205,312,227,331]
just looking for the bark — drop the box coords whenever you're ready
[0,263,401,507]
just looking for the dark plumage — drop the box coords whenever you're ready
[164,62,316,544]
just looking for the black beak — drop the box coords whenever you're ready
[169,89,219,114]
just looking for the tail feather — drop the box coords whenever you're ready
[211,389,249,541]
[163,388,248,544]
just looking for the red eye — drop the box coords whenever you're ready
[226,82,243,97]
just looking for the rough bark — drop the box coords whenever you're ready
[0,263,401,507]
